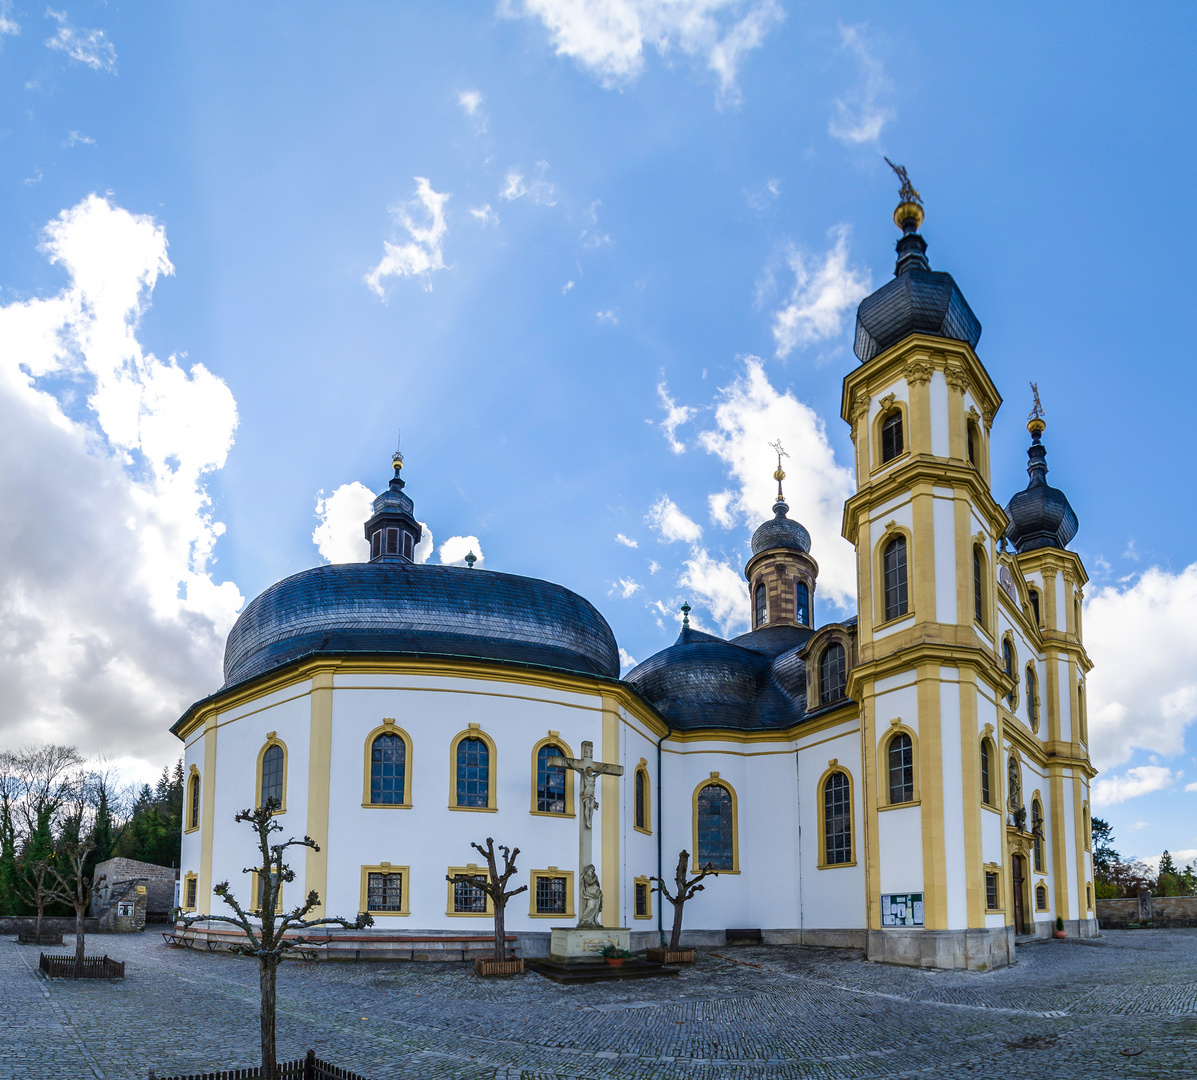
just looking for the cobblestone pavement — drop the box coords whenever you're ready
[3,930,1197,1079]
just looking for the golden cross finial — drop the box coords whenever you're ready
[768,439,788,502]
[884,157,922,205]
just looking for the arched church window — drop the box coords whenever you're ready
[1003,638,1015,706]
[887,732,914,804]
[754,582,767,627]
[880,410,903,463]
[188,773,200,831]
[1026,664,1039,730]
[980,737,993,805]
[973,546,984,624]
[819,643,846,704]
[1036,884,1047,910]
[795,581,810,626]
[1032,798,1044,872]
[260,745,284,809]
[370,733,407,805]
[456,737,490,808]
[883,537,908,621]
[822,771,852,866]
[1078,683,1088,743]
[1028,588,1041,627]
[536,744,566,814]
[967,420,979,467]
[695,783,734,871]
[634,766,650,832]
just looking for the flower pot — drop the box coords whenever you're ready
[604,957,626,967]
[1052,930,1066,939]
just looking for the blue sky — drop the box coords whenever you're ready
[1,2,1195,866]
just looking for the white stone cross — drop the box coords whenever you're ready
[548,741,623,927]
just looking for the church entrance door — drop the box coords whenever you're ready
[1012,853,1026,935]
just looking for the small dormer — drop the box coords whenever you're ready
[364,452,423,563]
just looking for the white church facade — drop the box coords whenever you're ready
[174,190,1097,971]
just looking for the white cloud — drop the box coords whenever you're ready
[648,559,660,574]
[657,380,694,454]
[458,89,483,116]
[596,309,618,324]
[1186,783,1197,793]
[45,9,116,73]
[615,533,638,548]
[828,24,893,145]
[698,357,856,604]
[503,0,783,104]
[746,177,780,211]
[66,130,94,146]
[1092,766,1177,808]
[364,177,450,297]
[312,482,374,564]
[618,647,638,670]
[708,489,736,529]
[562,280,575,294]
[646,496,702,544]
[679,547,748,636]
[23,168,43,186]
[413,522,434,564]
[469,204,499,227]
[771,225,871,358]
[439,535,484,567]
[613,577,641,598]
[500,162,557,206]
[1086,564,1197,770]
[0,1,18,36]
[0,194,241,768]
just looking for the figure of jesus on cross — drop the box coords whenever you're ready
[548,741,623,928]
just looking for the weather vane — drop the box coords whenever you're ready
[1028,382,1045,423]
[768,439,788,503]
[884,157,922,206]
[392,429,404,471]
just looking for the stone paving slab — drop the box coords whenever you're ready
[3,930,1197,1078]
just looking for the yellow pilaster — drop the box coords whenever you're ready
[860,689,882,929]
[917,664,947,929]
[1049,769,1072,921]
[912,483,937,623]
[958,670,984,926]
[306,671,335,917]
[198,715,218,917]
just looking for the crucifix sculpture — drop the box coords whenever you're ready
[548,741,624,928]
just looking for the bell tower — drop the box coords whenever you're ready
[840,165,1019,970]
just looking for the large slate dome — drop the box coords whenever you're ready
[222,561,620,689]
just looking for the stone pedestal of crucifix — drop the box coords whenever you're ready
[546,741,630,961]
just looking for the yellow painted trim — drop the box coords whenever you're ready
[601,694,621,926]
[529,734,575,818]
[448,725,498,810]
[198,716,217,916]
[816,764,857,869]
[254,734,289,815]
[182,872,198,912]
[916,664,947,929]
[633,761,652,835]
[445,864,494,917]
[306,670,334,918]
[877,722,920,807]
[911,484,937,626]
[690,777,739,874]
[633,875,653,919]
[959,670,984,926]
[360,864,410,917]
[361,719,415,809]
[529,868,575,918]
[184,766,201,834]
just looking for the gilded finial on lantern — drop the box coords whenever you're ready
[768,439,789,503]
[392,430,404,474]
[1027,382,1046,439]
[885,157,924,234]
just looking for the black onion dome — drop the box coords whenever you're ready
[1003,424,1079,553]
[222,561,620,689]
[751,500,811,555]
[854,209,981,363]
[623,625,804,731]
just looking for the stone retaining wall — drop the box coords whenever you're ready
[0,916,100,934]
[1098,895,1197,928]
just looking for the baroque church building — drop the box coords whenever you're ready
[174,189,1097,971]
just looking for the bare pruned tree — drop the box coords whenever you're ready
[652,850,718,952]
[16,859,67,943]
[175,800,373,1080]
[10,744,84,838]
[447,838,527,964]
[47,839,105,973]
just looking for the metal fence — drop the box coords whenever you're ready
[38,953,125,979]
[148,1050,372,1080]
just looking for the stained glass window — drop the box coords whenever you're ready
[456,737,489,808]
[696,783,734,871]
[370,733,406,804]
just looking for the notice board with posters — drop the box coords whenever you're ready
[880,892,924,927]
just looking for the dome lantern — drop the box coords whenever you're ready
[364,447,423,563]
[1003,386,1079,554]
